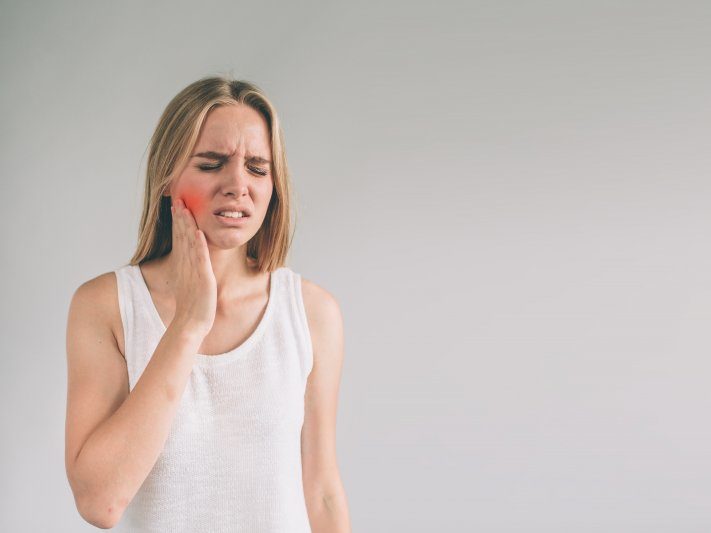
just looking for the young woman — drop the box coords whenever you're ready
[64,76,351,532]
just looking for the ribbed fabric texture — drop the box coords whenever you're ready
[112,264,313,533]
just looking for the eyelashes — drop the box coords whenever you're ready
[197,164,268,176]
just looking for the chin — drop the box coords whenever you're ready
[205,233,250,249]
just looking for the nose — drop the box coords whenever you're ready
[220,159,249,197]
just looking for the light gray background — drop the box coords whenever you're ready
[2,0,710,531]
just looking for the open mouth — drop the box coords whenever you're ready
[215,212,250,224]
[215,212,248,219]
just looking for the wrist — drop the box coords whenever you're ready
[168,318,207,345]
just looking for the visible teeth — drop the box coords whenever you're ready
[218,211,244,218]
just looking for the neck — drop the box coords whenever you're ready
[164,243,261,303]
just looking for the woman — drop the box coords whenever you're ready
[64,76,351,532]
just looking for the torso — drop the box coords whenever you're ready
[109,257,274,358]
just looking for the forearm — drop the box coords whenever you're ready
[71,322,202,526]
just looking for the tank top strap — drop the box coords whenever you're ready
[113,264,162,390]
[277,267,315,383]
[113,265,133,348]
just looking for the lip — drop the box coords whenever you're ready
[214,213,250,226]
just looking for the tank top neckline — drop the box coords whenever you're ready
[131,263,280,367]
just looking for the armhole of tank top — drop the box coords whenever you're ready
[113,268,129,363]
[293,271,314,381]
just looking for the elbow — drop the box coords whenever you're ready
[74,489,128,529]
[67,461,129,529]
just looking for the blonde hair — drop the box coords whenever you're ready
[129,75,295,273]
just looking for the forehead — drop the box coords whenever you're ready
[195,104,270,153]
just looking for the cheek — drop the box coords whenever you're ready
[177,188,209,218]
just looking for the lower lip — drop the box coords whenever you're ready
[214,213,250,226]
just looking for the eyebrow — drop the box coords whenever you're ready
[192,150,272,166]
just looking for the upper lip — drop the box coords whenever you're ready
[213,205,252,217]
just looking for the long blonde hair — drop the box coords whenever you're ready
[129,76,296,273]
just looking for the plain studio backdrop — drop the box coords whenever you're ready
[1,0,710,531]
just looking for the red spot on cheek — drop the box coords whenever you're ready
[177,191,207,219]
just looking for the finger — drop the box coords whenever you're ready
[196,230,211,275]
[181,203,199,232]
[187,219,197,271]
[195,229,204,253]
[171,205,181,245]
[180,204,200,252]
[187,233,195,272]
[184,207,196,251]
[196,230,208,266]
[176,204,190,258]
[173,202,184,243]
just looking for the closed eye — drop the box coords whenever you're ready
[197,163,268,176]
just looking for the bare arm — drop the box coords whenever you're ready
[66,200,215,529]
[300,278,351,532]
[65,275,202,529]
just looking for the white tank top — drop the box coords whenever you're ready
[112,263,313,532]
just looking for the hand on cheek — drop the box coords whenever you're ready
[175,190,207,229]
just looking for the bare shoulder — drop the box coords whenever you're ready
[74,271,116,297]
[300,276,344,361]
[72,272,117,319]
[300,277,343,327]
[71,271,124,356]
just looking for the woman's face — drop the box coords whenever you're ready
[165,103,274,249]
